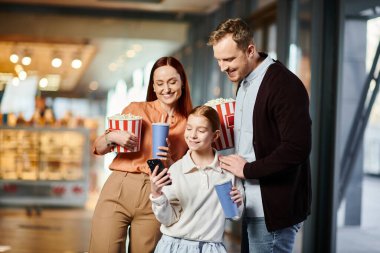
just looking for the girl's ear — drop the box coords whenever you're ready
[213,130,221,142]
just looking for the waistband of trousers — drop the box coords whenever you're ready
[112,170,150,182]
[161,234,219,247]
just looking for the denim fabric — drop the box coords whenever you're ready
[242,217,302,253]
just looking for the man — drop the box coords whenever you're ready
[208,18,312,253]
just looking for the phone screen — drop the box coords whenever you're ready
[147,159,164,174]
[146,159,171,185]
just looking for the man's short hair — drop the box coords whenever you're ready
[207,18,254,51]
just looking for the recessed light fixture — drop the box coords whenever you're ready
[10,53,19,63]
[108,63,118,72]
[15,64,23,73]
[12,77,20,86]
[89,81,99,91]
[39,77,48,88]
[71,58,82,69]
[126,50,136,58]
[132,44,143,52]
[52,57,63,68]
[18,70,27,80]
[21,56,31,66]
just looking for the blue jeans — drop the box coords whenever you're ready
[241,217,302,253]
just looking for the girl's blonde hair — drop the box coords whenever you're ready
[189,105,220,132]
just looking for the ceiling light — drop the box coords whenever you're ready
[15,64,23,73]
[126,50,136,58]
[18,70,27,80]
[39,78,48,88]
[12,77,20,86]
[51,50,63,68]
[89,81,99,91]
[51,57,62,68]
[21,49,32,66]
[21,56,31,66]
[132,44,143,52]
[39,74,60,91]
[10,53,19,63]
[108,63,118,72]
[71,50,83,69]
[71,59,82,69]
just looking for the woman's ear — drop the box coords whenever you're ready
[213,130,221,142]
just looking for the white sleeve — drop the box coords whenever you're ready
[149,167,183,226]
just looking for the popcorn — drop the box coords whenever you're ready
[107,113,142,153]
[108,113,142,120]
[205,98,236,150]
[205,98,236,106]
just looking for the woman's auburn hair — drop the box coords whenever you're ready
[146,56,193,118]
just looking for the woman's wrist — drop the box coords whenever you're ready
[104,129,116,147]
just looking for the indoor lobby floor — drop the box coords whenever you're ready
[0,207,241,253]
[0,175,379,253]
[0,190,242,253]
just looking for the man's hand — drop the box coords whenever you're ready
[219,154,247,179]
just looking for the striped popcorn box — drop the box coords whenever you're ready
[205,98,236,150]
[107,113,143,153]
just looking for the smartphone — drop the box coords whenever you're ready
[147,159,165,174]
[146,159,171,185]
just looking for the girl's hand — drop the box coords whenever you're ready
[230,186,243,207]
[150,166,171,198]
[109,130,139,150]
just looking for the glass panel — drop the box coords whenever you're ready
[267,23,277,59]
[253,28,264,52]
[365,17,380,176]
[336,16,380,253]
[0,76,38,119]
[288,0,311,95]
[287,1,312,252]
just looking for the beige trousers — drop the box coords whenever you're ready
[89,171,161,253]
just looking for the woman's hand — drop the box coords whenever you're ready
[108,130,139,151]
[156,138,173,165]
[150,166,171,198]
[230,186,243,207]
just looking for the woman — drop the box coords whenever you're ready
[89,56,193,253]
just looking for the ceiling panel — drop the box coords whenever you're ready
[0,7,190,97]
[0,0,227,14]
[0,41,96,91]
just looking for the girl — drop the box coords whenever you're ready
[89,57,192,253]
[150,105,244,253]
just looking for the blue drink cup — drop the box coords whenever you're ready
[152,123,169,158]
[214,180,239,220]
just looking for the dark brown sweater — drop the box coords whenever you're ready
[242,59,312,232]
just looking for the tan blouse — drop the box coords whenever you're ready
[96,100,188,174]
